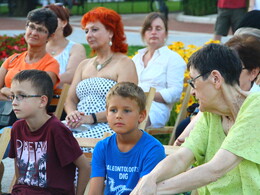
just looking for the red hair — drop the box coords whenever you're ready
[81,7,128,53]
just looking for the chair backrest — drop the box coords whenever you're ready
[76,132,112,162]
[0,127,15,193]
[144,85,192,144]
[54,84,70,120]
[0,127,11,162]
[168,85,191,145]
[138,87,156,130]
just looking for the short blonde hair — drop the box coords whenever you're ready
[106,82,146,111]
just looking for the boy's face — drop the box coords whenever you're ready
[106,95,146,135]
[10,80,44,119]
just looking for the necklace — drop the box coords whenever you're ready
[51,51,56,56]
[93,54,113,71]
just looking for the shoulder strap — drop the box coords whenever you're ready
[9,54,20,63]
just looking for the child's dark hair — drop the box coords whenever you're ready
[106,82,146,111]
[26,7,58,35]
[12,70,53,109]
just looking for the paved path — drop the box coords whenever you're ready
[0,13,232,46]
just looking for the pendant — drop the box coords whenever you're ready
[51,51,56,56]
[97,64,102,71]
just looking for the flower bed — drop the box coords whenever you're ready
[0,34,27,65]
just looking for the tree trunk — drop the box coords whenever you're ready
[9,0,37,17]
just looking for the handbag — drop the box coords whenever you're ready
[0,100,13,127]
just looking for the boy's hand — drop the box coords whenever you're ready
[130,175,157,195]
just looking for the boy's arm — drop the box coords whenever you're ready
[88,177,105,195]
[14,159,19,183]
[74,154,91,195]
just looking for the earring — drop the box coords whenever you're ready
[109,40,112,46]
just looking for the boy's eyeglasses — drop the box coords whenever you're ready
[187,71,210,89]
[9,94,42,102]
[26,24,48,34]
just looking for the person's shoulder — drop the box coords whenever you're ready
[133,47,147,56]
[141,131,164,148]
[162,46,185,59]
[12,119,26,129]
[95,134,115,151]
[71,42,86,53]
[242,92,260,109]
[45,115,71,133]
[3,52,23,66]
[248,91,260,99]
[114,53,135,68]
[115,53,132,62]
[43,53,59,65]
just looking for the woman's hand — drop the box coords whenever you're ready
[0,87,11,100]
[66,111,94,128]
[174,137,185,146]
[130,175,157,195]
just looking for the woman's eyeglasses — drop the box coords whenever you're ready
[188,71,210,89]
[26,24,48,34]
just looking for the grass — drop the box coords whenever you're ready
[78,1,182,15]
[0,1,182,16]
[83,44,144,58]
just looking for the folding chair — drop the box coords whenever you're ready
[138,87,156,130]
[0,127,11,162]
[76,132,111,194]
[145,85,192,145]
[76,132,111,162]
[0,127,14,194]
[53,84,70,120]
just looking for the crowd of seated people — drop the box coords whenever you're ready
[1,6,260,195]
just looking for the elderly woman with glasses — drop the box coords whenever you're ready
[174,34,260,147]
[131,43,260,195]
[0,7,60,195]
[0,7,60,101]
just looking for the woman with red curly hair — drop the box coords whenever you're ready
[65,7,137,148]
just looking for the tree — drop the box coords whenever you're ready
[9,0,37,17]
[183,0,218,16]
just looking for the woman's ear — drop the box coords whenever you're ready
[250,67,260,82]
[211,70,223,89]
[109,30,114,40]
[61,20,67,29]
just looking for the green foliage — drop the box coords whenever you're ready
[183,0,217,16]
[76,1,181,15]
[0,1,182,16]
[83,44,143,58]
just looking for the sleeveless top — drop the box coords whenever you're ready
[72,77,116,149]
[54,40,75,75]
